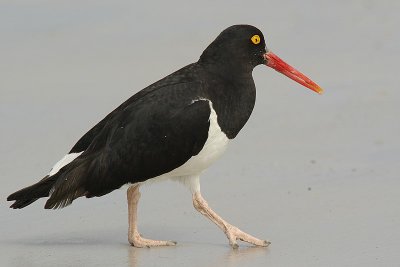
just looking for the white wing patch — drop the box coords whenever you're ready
[48,152,83,176]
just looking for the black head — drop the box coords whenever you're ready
[199,25,267,74]
[199,24,324,94]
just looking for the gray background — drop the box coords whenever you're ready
[1,0,399,266]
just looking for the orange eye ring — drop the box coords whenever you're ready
[251,35,261,45]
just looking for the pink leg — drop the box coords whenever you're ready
[127,185,176,247]
[192,191,270,248]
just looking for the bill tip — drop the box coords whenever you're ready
[316,87,324,95]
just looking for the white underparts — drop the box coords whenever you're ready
[143,100,229,193]
[48,152,83,176]
[171,175,200,193]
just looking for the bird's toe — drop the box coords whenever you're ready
[129,235,176,248]
[230,242,239,249]
[166,240,177,246]
[263,240,271,247]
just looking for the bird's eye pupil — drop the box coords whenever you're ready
[251,35,260,45]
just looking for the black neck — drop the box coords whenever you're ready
[198,63,256,139]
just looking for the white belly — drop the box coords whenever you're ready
[170,102,229,176]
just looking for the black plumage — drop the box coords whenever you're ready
[8,25,265,209]
[7,24,324,248]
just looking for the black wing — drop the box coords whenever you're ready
[69,63,200,154]
[45,81,211,209]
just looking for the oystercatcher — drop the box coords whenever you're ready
[7,25,323,248]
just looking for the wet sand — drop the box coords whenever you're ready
[1,1,399,266]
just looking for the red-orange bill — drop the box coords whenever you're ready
[264,51,323,94]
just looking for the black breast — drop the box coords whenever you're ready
[201,69,257,139]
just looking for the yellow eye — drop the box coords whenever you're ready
[250,35,261,45]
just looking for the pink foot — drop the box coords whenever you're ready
[224,224,270,248]
[127,185,176,248]
[129,231,177,248]
[192,191,270,248]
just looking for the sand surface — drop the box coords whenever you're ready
[1,1,399,266]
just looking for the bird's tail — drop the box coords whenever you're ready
[7,175,59,209]
[8,152,123,210]
[43,158,90,209]
[7,157,91,210]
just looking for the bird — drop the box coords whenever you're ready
[7,24,323,248]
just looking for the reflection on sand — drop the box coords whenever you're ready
[128,243,269,267]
